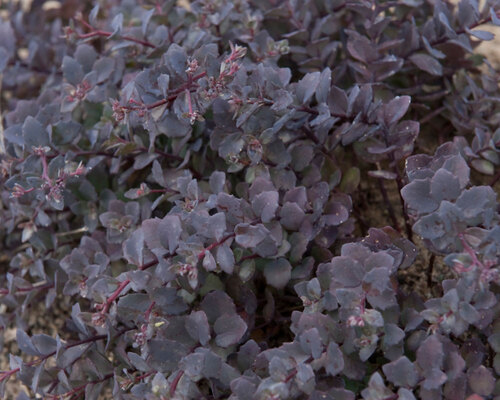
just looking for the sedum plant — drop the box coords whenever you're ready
[0,0,500,399]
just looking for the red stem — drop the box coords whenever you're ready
[139,258,160,271]
[145,301,156,321]
[490,169,500,186]
[76,25,156,49]
[135,370,155,382]
[459,234,485,269]
[197,233,235,261]
[123,72,207,112]
[283,356,313,384]
[239,253,259,262]
[284,369,297,383]
[101,279,130,313]
[186,88,194,114]
[47,373,114,399]
[99,233,236,315]
[149,188,176,194]
[0,332,119,383]
[0,282,54,296]
[40,152,50,183]
[169,370,184,397]
[98,258,159,314]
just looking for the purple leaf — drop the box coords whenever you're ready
[235,223,269,248]
[214,314,247,347]
[142,218,162,250]
[216,244,235,274]
[158,215,182,253]
[62,56,84,85]
[491,7,500,26]
[299,328,323,359]
[330,256,364,287]
[430,168,461,202]
[467,29,495,41]
[264,258,292,289]
[382,96,411,126]
[471,159,495,175]
[368,170,398,180]
[401,179,438,215]
[185,311,211,346]
[23,116,49,148]
[325,342,344,376]
[252,190,279,223]
[296,71,321,103]
[123,228,144,265]
[382,356,418,387]
[279,202,306,230]
[202,251,216,271]
[409,53,443,76]
[16,329,40,356]
[201,291,236,323]
[468,366,495,396]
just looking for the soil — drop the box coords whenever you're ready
[353,173,455,301]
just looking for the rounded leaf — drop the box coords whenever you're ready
[214,314,247,348]
[264,258,292,289]
[468,366,495,396]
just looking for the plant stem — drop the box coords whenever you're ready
[123,71,207,112]
[169,370,184,396]
[490,169,500,186]
[392,162,413,241]
[0,328,131,384]
[197,233,236,261]
[101,279,130,313]
[0,282,54,296]
[377,178,401,233]
[428,254,435,291]
[76,18,156,48]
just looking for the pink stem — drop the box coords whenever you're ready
[76,19,156,49]
[0,282,54,296]
[169,370,184,397]
[101,279,130,313]
[197,233,235,261]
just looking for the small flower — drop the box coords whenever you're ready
[226,42,247,63]
[186,59,199,74]
[187,111,203,125]
[112,100,125,122]
[46,186,64,204]
[11,183,29,198]
[136,183,148,197]
[74,161,86,176]
[177,263,193,276]
[19,221,37,242]
[74,80,91,101]
[63,26,74,39]
[91,312,106,327]
[347,315,365,327]
[300,296,313,307]
[133,329,147,348]
[32,146,51,156]
[79,280,88,297]
[181,198,197,212]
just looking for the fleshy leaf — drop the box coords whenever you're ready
[409,53,443,76]
[185,311,211,346]
[263,258,292,289]
[214,314,247,347]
